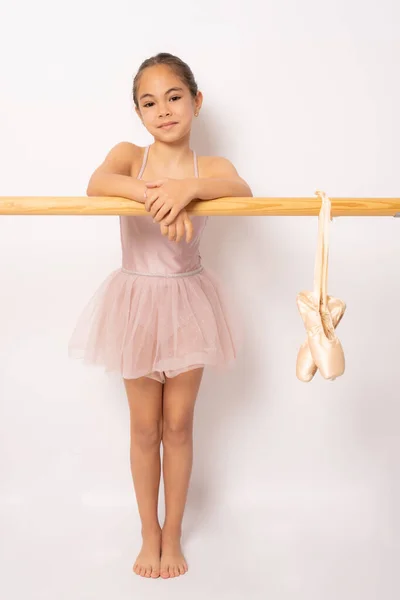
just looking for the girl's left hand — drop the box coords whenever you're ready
[144,178,196,225]
[160,208,194,243]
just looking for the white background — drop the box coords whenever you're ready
[0,1,399,598]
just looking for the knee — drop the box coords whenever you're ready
[162,419,192,446]
[131,421,162,450]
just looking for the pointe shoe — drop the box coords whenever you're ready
[296,190,346,382]
[296,292,346,381]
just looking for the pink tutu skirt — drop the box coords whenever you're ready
[68,266,241,382]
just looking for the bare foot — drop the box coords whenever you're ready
[133,527,162,578]
[160,528,188,578]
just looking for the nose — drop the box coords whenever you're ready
[158,104,171,118]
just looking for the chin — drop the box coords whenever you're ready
[155,130,186,142]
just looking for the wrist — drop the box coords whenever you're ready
[188,177,199,202]
[135,181,147,204]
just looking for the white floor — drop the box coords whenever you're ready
[1,496,397,600]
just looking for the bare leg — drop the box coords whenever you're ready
[160,368,204,578]
[124,375,163,578]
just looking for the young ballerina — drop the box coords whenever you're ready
[69,52,252,579]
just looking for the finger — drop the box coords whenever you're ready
[145,192,159,212]
[153,204,172,223]
[184,214,194,243]
[145,179,166,188]
[149,199,164,219]
[160,222,169,236]
[169,224,177,242]
[145,191,154,211]
[162,206,181,226]
[175,218,185,243]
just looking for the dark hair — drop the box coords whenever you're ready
[132,53,198,109]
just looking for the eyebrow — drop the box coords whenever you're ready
[139,87,184,101]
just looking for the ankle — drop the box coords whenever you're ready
[141,523,162,537]
[162,523,182,538]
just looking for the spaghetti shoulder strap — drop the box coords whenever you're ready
[193,150,199,178]
[137,145,150,180]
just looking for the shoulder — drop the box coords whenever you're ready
[198,154,240,178]
[95,142,145,177]
[106,141,141,160]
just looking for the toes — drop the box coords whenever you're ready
[145,567,152,578]
[151,568,160,578]
[140,567,146,577]
[161,566,170,579]
[133,564,140,575]
[159,561,187,577]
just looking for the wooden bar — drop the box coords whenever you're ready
[0,196,399,216]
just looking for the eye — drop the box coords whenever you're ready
[169,95,181,102]
[143,101,154,108]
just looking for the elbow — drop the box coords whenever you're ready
[237,177,252,197]
[243,182,253,197]
[86,175,97,196]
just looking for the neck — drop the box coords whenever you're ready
[150,134,193,168]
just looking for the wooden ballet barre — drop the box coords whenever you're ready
[0,196,399,217]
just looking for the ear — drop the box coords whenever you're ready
[194,90,203,114]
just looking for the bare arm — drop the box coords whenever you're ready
[86,142,147,204]
[190,156,252,201]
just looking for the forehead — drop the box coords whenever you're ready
[138,64,183,94]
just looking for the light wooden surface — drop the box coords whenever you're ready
[0,196,399,216]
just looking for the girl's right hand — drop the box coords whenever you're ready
[160,209,193,243]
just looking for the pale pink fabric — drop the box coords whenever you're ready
[69,146,241,382]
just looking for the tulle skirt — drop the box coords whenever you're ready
[68,266,241,381]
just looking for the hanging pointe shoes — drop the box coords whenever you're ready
[296,190,346,382]
[296,294,346,382]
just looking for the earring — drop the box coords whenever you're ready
[195,111,199,117]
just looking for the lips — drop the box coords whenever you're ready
[159,122,178,128]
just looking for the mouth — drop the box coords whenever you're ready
[158,122,178,130]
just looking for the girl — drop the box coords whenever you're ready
[69,53,252,579]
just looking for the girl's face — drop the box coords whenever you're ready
[136,64,202,142]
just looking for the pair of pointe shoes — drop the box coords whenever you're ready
[296,190,346,382]
[296,292,346,382]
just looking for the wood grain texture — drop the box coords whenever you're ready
[0,197,399,216]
